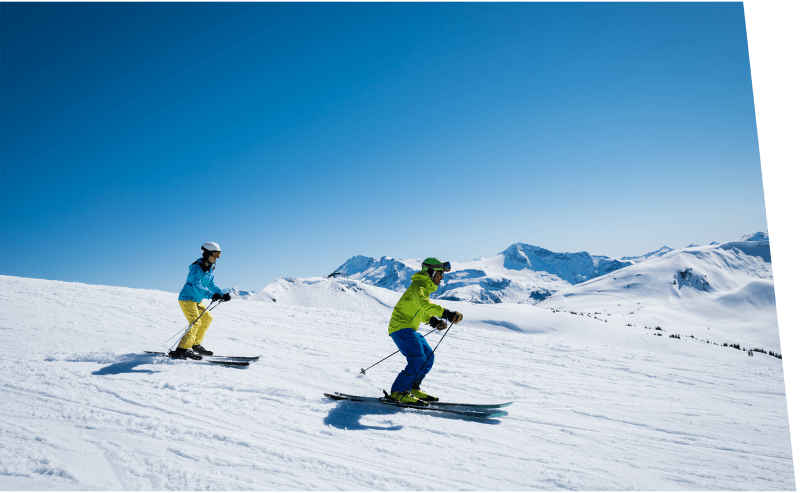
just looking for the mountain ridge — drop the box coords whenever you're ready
[328,234,769,305]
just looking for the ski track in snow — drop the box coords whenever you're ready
[0,275,794,490]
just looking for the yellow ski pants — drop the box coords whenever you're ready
[178,300,213,349]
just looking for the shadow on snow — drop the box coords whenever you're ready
[323,399,503,430]
[93,354,159,375]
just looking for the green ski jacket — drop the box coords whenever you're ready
[388,272,445,335]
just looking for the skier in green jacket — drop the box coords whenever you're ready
[387,258,463,404]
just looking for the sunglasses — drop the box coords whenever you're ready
[210,251,221,258]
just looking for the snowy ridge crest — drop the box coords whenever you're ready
[621,246,675,263]
[500,243,634,284]
[329,243,637,305]
[741,232,769,242]
[225,287,258,300]
[332,255,418,291]
[322,234,770,306]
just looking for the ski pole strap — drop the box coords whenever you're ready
[402,321,454,394]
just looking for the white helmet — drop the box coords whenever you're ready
[201,242,221,253]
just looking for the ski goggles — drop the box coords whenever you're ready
[424,261,451,272]
[209,251,221,258]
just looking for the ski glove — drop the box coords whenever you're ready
[222,293,232,302]
[212,293,223,302]
[429,317,448,330]
[443,309,464,324]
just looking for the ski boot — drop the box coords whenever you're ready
[389,391,428,407]
[192,344,213,356]
[409,388,439,402]
[169,347,203,360]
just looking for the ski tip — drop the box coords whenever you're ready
[488,411,509,418]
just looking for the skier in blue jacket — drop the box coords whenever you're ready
[171,242,231,360]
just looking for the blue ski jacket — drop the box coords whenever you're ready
[178,259,224,302]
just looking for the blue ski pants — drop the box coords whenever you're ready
[390,328,435,393]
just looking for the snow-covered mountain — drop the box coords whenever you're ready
[620,233,768,264]
[331,243,636,305]
[263,237,777,352]
[741,231,769,242]
[498,243,634,283]
[540,238,776,350]
[621,245,675,263]
[331,235,770,306]
[224,286,258,300]
[330,255,419,291]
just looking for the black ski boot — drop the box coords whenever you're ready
[192,345,213,356]
[169,347,203,360]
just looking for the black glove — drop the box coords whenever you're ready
[211,293,223,302]
[222,293,232,302]
[443,309,464,324]
[429,317,448,330]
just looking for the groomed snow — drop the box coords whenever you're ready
[0,274,794,490]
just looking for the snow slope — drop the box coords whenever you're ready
[618,233,769,263]
[253,276,399,312]
[539,240,779,352]
[0,274,793,490]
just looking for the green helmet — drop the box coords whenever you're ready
[421,258,452,277]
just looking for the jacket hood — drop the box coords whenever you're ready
[411,271,438,292]
[194,258,214,272]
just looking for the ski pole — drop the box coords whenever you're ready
[402,321,454,394]
[168,301,221,351]
[360,328,438,375]
[165,300,218,343]
[165,300,220,347]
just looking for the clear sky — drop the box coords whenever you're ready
[1,2,769,293]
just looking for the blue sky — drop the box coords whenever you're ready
[1,2,770,293]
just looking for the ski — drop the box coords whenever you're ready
[143,350,258,361]
[205,354,260,361]
[204,359,249,367]
[333,392,512,409]
[324,393,508,419]
[142,351,250,367]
